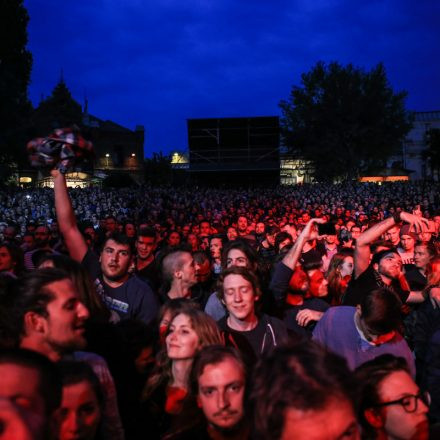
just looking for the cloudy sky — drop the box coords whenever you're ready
[25,0,440,156]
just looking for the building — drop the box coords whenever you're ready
[22,109,145,188]
[402,111,440,180]
[83,108,145,185]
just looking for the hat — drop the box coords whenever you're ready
[399,224,417,238]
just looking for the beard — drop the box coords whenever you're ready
[47,333,87,356]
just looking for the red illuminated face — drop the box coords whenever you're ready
[0,246,14,272]
[340,256,354,278]
[58,380,101,440]
[136,236,156,260]
[0,364,47,439]
[166,313,200,360]
[281,397,360,440]
[400,235,415,252]
[222,274,257,324]
[197,358,245,430]
[414,246,432,270]
[375,253,402,281]
[289,269,309,292]
[307,270,328,297]
[100,239,132,281]
[210,238,223,259]
[376,371,429,440]
[237,217,248,233]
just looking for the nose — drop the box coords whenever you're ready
[418,395,429,414]
[63,411,81,434]
[168,331,178,344]
[233,290,242,302]
[77,302,90,320]
[217,390,229,410]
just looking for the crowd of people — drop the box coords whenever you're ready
[0,174,440,439]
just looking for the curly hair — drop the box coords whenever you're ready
[143,308,222,400]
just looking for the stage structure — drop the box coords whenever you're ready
[187,117,280,185]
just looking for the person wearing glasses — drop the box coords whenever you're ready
[355,354,430,440]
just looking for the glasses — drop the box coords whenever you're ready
[374,391,430,413]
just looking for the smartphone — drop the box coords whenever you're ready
[318,222,336,236]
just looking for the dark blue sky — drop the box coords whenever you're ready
[25,0,440,157]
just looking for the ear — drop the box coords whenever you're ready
[254,295,261,302]
[23,311,47,334]
[364,408,384,429]
[175,269,183,280]
[373,262,379,271]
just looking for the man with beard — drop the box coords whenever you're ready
[23,224,53,270]
[343,210,433,307]
[166,346,249,439]
[6,268,125,439]
[52,170,159,324]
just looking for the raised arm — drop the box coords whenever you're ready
[282,218,325,269]
[354,211,428,279]
[52,170,88,262]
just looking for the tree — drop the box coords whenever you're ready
[423,128,440,180]
[31,79,83,136]
[144,152,173,185]
[0,0,33,174]
[280,62,412,181]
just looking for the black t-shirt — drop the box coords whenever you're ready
[218,314,288,363]
[82,249,160,324]
[283,297,330,338]
[404,267,427,291]
[343,267,409,306]
[136,258,160,293]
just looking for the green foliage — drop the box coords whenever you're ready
[280,61,412,181]
[144,152,173,185]
[0,0,33,169]
[31,79,83,136]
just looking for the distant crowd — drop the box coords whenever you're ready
[0,176,440,439]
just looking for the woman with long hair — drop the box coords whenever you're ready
[0,242,25,277]
[57,361,104,440]
[326,249,354,305]
[142,308,222,438]
[424,256,440,294]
